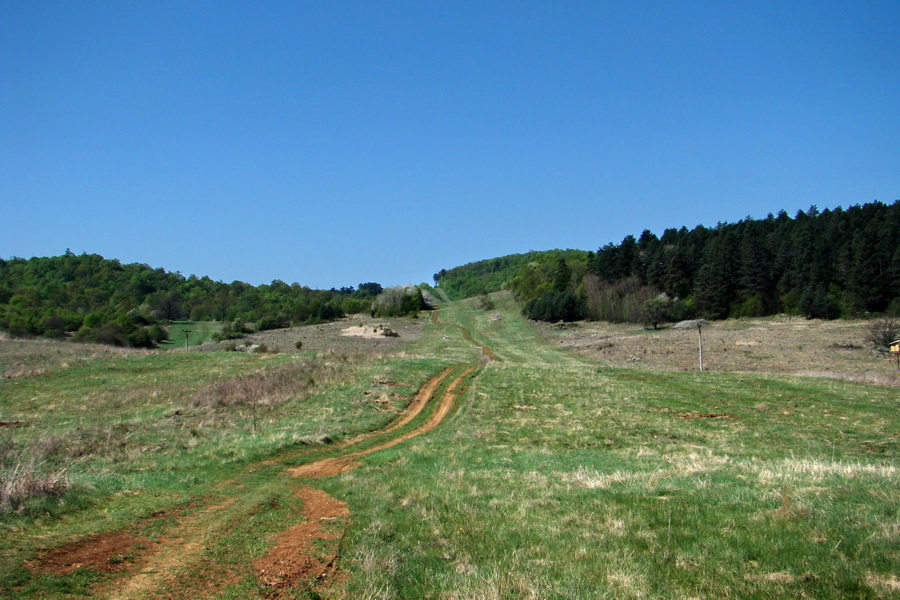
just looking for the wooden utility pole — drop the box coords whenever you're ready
[674,319,710,372]
[698,322,704,372]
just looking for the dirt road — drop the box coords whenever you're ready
[31,308,494,598]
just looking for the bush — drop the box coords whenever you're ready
[256,315,289,331]
[214,320,251,341]
[866,318,900,351]
[478,293,496,311]
[523,291,584,322]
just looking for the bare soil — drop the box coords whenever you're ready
[27,532,150,576]
[254,486,350,594]
[538,317,900,385]
[287,364,477,479]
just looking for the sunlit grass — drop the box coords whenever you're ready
[323,298,899,600]
[1,295,897,599]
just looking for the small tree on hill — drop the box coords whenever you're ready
[866,318,900,351]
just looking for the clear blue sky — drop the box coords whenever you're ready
[2,1,898,289]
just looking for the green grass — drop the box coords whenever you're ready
[158,321,222,349]
[0,348,450,596]
[324,297,899,600]
[1,294,897,599]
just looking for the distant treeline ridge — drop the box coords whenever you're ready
[0,252,383,346]
[436,200,900,323]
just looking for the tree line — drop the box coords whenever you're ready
[0,251,383,347]
[436,200,900,324]
[433,250,589,300]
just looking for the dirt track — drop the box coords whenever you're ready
[268,307,489,594]
[31,308,493,598]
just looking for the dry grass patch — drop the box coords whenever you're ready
[0,338,146,379]
[196,313,427,355]
[540,317,900,383]
[191,355,345,409]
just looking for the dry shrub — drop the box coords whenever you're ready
[0,445,71,513]
[191,357,343,409]
[866,318,900,351]
[583,275,657,322]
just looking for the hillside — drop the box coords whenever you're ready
[1,296,897,598]
[0,252,381,346]
[3,200,899,350]
[436,201,900,326]
[433,249,590,300]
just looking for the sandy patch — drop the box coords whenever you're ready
[341,325,386,339]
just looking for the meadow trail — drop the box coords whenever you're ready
[84,308,492,599]
[12,298,900,599]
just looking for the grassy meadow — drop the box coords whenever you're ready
[0,295,897,598]
[158,321,223,349]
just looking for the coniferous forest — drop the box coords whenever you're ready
[437,201,900,324]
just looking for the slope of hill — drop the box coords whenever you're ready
[0,252,380,346]
[1,295,896,598]
[433,249,589,300]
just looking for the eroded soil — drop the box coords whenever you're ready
[254,486,350,594]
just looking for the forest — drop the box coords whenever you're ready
[437,200,900,324]
[0,252,381,347]
[4,201,898,346]
[433,249,589,300]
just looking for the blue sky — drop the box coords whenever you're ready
[2,1,898,289]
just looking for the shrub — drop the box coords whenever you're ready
[523,291,584,322]
[374,286,429,318]
[256,315,289,331]
[478,293,496,311]
[866,318,900,351]
[0,444,72,514]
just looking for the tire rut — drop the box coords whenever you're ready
[431,308,501,362]
[88,307,493,598]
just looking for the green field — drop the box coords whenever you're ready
[1,296,897,599]
[157,321,224,349]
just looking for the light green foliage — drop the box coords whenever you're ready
[434,250,589,300]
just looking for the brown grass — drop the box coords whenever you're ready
[194,313,427,356]
[191,356,345,409]
[539,316,900,384]
[0,451,71,512]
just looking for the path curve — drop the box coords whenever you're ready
[286,364,478,478]
[59,306,494,599]
[431,308,501,362]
